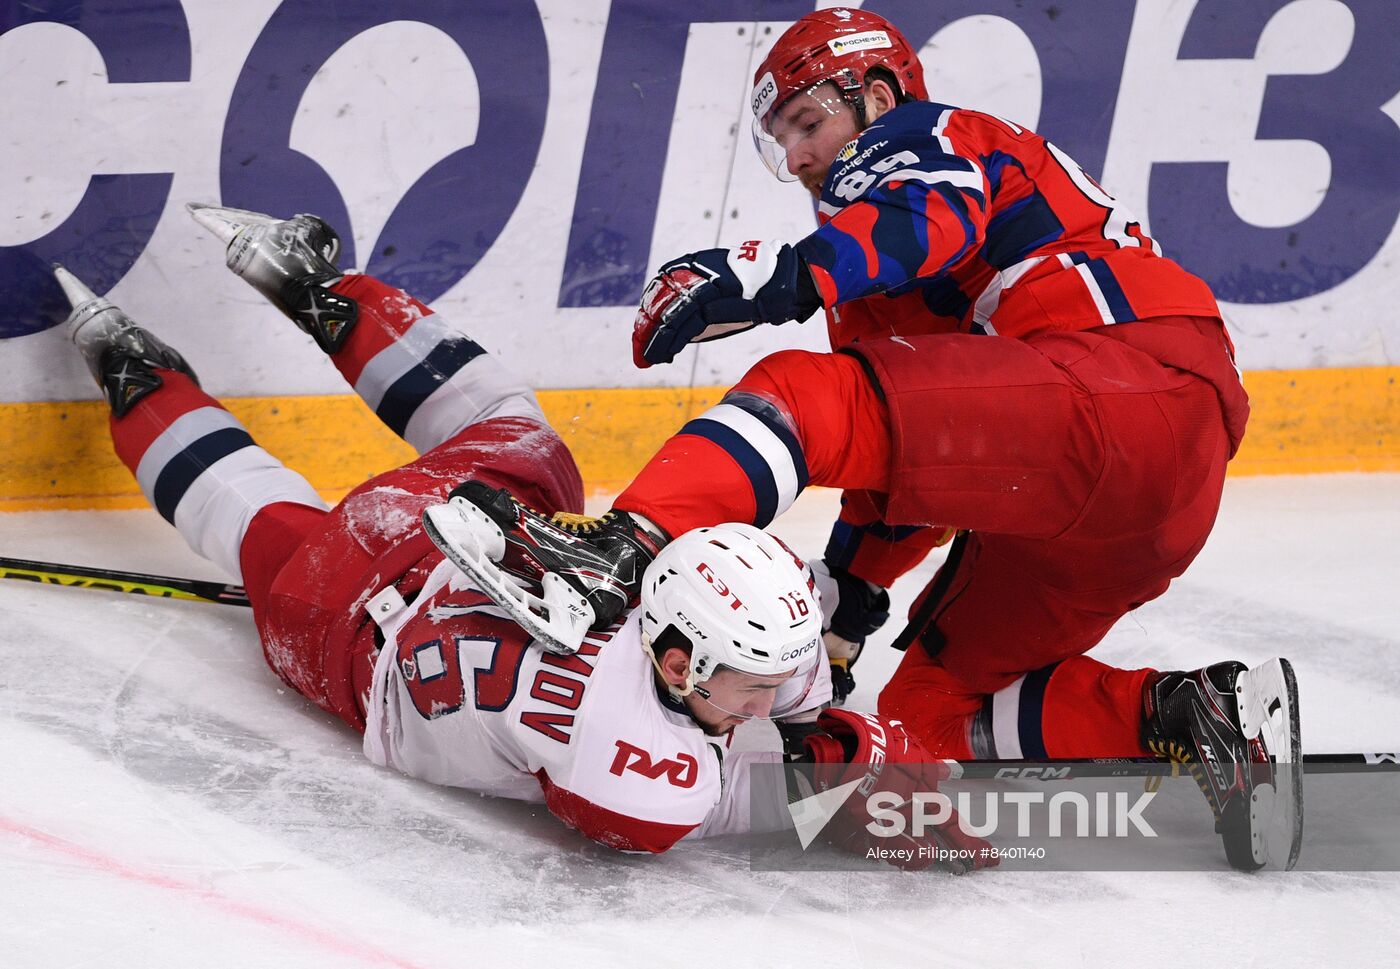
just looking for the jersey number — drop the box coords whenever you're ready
[398,615,531,720]
[399,617,604,745]
[833,150,921,201]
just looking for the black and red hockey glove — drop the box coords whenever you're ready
[802,709,997,873]
[632,240,820,368]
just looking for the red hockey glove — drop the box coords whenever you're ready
[631,240,818,368]
[802,709,998,873]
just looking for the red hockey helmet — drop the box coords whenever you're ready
[751,8,927,179]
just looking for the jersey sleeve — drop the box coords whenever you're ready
[535,765,707,853]
[535,727,721,853]
[825,490,956,588]
[525,628,729,854]
[686,749,796,840]
[796,105,990,308]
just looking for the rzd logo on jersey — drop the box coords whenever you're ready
[610,740,698,789]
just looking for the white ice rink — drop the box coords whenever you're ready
[2,475,1398,969]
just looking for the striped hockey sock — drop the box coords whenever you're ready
[326,275,545,454]
[615,390,809,536]
[970,657,1155,759]
[109,372,327,581]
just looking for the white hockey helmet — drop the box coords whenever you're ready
[640,522,823,697]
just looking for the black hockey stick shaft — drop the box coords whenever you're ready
[0,556,250,607]
[948,753,1399,777]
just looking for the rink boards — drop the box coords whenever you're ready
[2,1,1398,507]
[0,364,1395,510]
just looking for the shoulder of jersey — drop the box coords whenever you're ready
[549,617,725,823]
[821,100,965,200]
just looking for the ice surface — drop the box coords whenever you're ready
[2,475,1398,968]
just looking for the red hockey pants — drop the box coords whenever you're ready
[618,317,1244,759]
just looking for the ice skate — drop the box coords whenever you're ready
[423,481,665,653]
[58,265,198,418]
[186,202,358,352]
[1143,658,1302,870]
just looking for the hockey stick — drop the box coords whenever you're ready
[946,753,1399,778]
[0,556,250,607]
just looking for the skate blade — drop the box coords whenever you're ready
[422,499,594,655]
[1237,657,1303,869]
[186,201,280,245]
[52,264,99,308]
[53,263,133,345]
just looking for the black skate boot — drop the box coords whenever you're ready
[187,202,358,353]
[422,481,666,654]
[58,265,199,418]
[1142,658,1302,870]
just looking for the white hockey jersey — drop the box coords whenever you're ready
[362,558,829,852]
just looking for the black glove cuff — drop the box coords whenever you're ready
[827,564,891,643]
[790,250,823,323]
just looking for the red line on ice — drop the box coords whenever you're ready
[0,816,436,969]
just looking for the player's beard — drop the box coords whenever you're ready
[685,698,743,737]
[698,717,741,738]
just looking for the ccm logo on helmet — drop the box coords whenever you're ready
[827,30,892,56]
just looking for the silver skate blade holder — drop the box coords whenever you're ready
[186,201,278,245]
[53,264,99,307]
[1235,657,1303,870]
[421,497,594,655]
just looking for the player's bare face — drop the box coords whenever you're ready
[684,666,793,737]
[766,85,862,197]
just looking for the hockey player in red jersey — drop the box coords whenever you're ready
[55,204,989,869]
[440,9,1302,870]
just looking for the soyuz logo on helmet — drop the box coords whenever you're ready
[827,30,892,57]
[780,639,818,663]
[751,71,778,119]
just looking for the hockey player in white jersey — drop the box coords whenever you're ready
[57,203,988,867]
